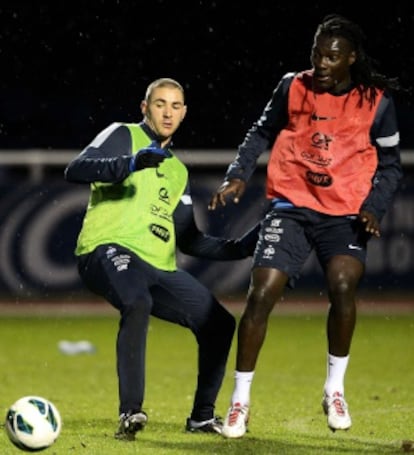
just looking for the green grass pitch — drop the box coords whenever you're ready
[0,305,413,454]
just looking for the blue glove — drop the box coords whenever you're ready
[130,142,170,171]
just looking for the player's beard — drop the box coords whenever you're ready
[145,114,169,142]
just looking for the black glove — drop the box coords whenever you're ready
[130,142,170,171]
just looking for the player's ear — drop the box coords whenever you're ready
[180,105,187,122]
[140,100,147,116]
[348,50,356,66]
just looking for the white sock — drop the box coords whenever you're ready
[324,353,349,396]
[231,370,254,406]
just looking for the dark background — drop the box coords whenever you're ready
[0,2,413,299]
[1,1,413,151]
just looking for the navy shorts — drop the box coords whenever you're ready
[253,207,371,287]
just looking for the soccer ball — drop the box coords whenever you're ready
[5,396,62,451]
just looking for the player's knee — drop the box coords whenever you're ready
[329,275,359,297]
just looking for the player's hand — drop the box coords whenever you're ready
[359,209,381,237]
[208,178,246,210]
[131,142,170,171]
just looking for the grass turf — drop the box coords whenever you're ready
[0,306,413,454]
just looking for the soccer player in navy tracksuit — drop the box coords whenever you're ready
[65,78,258,440]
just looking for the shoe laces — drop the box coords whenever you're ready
[120,410,147,427]
[331,392,347,416]
[189,416,217,428]
[228,402,248,426]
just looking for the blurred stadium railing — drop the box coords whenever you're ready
[0,149,413,301]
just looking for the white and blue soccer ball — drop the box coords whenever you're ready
[5,395,62,451]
